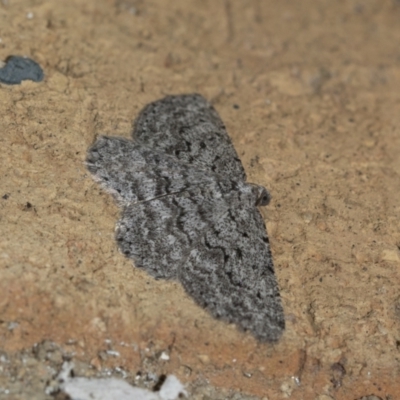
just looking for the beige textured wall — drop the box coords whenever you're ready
[1,0,400,398]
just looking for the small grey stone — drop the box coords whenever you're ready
[0,56,44,85]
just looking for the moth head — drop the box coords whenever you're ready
[255,186,271,207]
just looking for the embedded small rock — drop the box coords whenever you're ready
[0,56,44,85]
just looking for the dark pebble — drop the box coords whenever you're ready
[0,56,44,85]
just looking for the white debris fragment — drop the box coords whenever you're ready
[56,362,186,400]
[58,361,74,382]
[159,375,187,400]
[105,350,120,357]
[114,366,128,379]
[159,351,170,360]
[61,378,160,400]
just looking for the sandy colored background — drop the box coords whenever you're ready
[1,0,400,399]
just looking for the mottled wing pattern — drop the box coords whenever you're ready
[132,94,246,181]
[115,183,231,280]
[179,191,285,342]
[86,94,285,342]
[86,135,214,205]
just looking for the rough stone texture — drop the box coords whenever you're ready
[0,0,399,399]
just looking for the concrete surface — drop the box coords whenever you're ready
[1,0,400,399]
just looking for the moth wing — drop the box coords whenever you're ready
[179,204,285,342]
[132,94,247,180]
[86,135,212,204]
